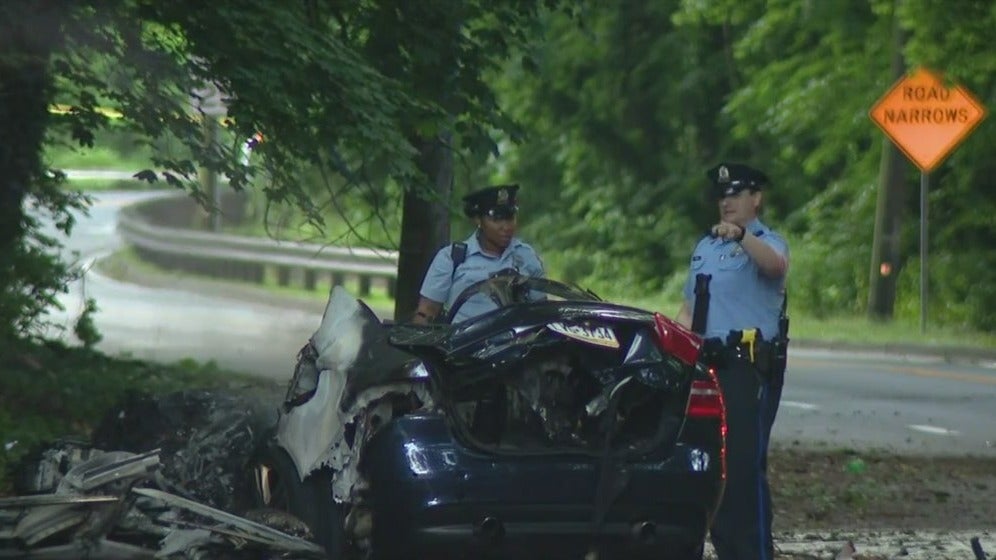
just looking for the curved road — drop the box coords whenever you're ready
[40,188,319,379]
[41,189,996,457]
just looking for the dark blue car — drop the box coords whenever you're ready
[252,275,725,560]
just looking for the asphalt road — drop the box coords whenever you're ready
[775,349,995,456]
[39,188,996,457]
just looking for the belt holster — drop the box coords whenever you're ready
[725,329,778,380]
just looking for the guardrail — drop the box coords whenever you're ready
[117,194,399,297]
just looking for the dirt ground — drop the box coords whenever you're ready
[768,446,996,531]
[738,445,996,559]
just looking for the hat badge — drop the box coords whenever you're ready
[497,188,509,204]
[718,165,730,184]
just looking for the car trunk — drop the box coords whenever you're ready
[392,310,695,458]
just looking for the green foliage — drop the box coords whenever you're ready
[3,0,564,337]
[73,297,102,348]
[898,0,996,84]
[0,218,78,341]
[3,0,995,334]
[496,0,733,289]
[491,0,995,331]
[45,124,155,171]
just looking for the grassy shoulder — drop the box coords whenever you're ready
[0,336,278,495]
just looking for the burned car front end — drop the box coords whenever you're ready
[258,279,725,560]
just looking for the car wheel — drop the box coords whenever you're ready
[254,445,346,558]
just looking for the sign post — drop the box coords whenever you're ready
[869,68,986,333]
[191,83,228,232]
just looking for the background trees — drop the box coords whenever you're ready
[1,0,552,334]
[2,0,993,336]
[497,0,995,330]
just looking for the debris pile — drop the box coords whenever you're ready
[0,444,324,559]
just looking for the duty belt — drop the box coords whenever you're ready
[703,328,777,371]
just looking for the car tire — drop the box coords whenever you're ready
[255,445,346,558]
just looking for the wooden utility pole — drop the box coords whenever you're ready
[867,9,908,321]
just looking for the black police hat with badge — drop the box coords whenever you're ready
[706,163,769,199]
[462,184,520,219]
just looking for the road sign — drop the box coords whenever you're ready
[869,68,987,172]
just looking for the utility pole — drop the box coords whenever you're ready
[867,8,907,321]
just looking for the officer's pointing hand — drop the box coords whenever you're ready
[711,221,743,241]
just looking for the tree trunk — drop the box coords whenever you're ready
[0,0,65,338]
[394,134,453,321]
[0,4,57,254]
[867,8,909,320]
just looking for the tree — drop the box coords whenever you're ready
[495,0,995,331]
[1,0,559,336]
[0,1,87,340]
[493,0,739,294]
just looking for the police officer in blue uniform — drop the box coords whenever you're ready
[677,163,789,560]
[412,184,545,324]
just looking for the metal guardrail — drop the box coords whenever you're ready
[116,194,399,295]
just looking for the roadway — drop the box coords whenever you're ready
[39,189,996,457]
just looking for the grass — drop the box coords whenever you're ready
[788,313,996,349]
[46,144,153,172]
[602,292,996,352]
[45,126,156,172]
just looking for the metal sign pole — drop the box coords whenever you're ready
[920,171,928,334]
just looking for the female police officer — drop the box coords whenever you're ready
[412,184,545,324]
[677,163,789,560]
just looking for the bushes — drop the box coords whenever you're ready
[896,252,996,332]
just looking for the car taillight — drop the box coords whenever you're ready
[687,377,723,419]
[687,367,727,480]
[653,312,701,366]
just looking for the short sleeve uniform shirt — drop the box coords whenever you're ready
[682,218,788,340]
[420,232,544,323]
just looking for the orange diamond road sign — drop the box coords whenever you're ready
[869,68,987,172]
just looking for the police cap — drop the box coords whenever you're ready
[706,163,769,198]
[462,184,520,219]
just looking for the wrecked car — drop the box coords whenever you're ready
[253,273,726,560]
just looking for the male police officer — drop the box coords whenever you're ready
[412,184,544,324]
[677,163,789,560]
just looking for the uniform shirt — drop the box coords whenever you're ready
[682,218,788,340]
[419,231,545,323]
